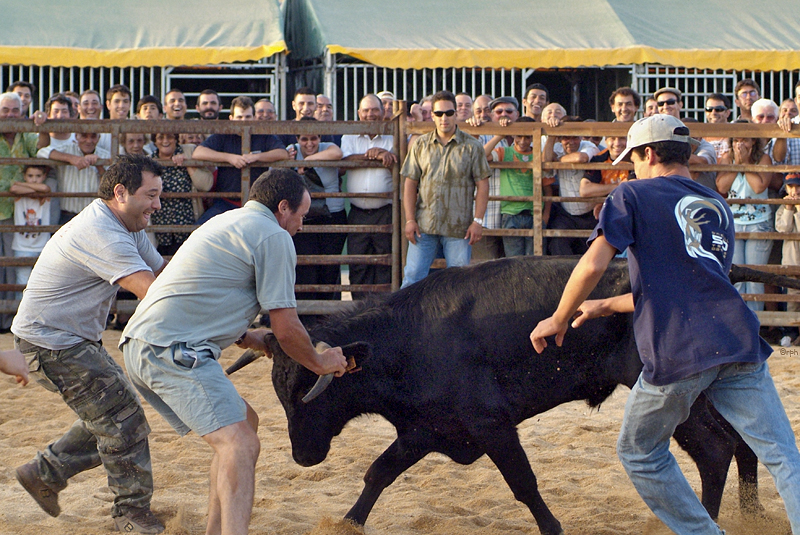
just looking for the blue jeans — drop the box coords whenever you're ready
[401,233,470,288]
[618,362,800,534]
[733,220,773,312]
[501,211,534,257]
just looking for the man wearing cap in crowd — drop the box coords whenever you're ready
[467,95,521,260]
[655,87,717,189]
[376,91,394,120]
[531,113,800,535]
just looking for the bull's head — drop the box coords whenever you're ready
[265,333,371,466]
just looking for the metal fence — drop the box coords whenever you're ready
[1,56,285,119]
[634,65,800,120]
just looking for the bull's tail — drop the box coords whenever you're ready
[729,264,800,290]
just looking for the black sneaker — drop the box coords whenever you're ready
[113,507,165,534]
[15,461,60,517]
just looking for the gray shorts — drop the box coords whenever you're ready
[122,338,246,437]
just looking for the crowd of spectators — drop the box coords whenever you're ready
[1,78,798,330]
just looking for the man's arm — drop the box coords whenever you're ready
[571,294,635,329]
[269,308,347,376]
[192,145,249,169]
[579,177,623,197]
[403,177,420,244]
[246,147,290,164]
[465,177,488,244]
[116,270,157,300]
[530,235,618,353]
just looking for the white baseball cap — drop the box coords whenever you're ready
[612,114,698,165]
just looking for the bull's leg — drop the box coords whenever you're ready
[476,426,563,535]
[732,435,763,515]
[345,433,432,526]
[672,395,736,520]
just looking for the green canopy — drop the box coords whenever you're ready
[0,1,286,67]
[284,0,800,71]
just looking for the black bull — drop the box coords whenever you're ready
[233,256,797,535]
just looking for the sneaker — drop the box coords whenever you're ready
[781,335,792,347]
[113,508,165,534]
[15,461,60,517]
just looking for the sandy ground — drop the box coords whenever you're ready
[1,329,798,535]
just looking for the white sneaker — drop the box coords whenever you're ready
[780,335,792,347]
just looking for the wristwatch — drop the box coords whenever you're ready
[473,217,484,225]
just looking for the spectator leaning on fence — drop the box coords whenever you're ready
[485,116,550,257]
[703,93,732,161]
[470,96,522,260]
[0,92,38,330]
[341,94,397,299]
[285,116,345,302]
[716,120,773,312]
[96,84,132,155]
[544,115,600,256]
[35,93,76,152]
[192,96,288,224]
[39,130,109,224]
[775,172,800,346]
[10,164,54,298]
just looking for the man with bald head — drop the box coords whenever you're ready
[455,93,473,122]
[255,98,277,121]
[341,94,397,299]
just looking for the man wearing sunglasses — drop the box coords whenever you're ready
[401,91,490,288]
[655,87,716,190]
[703,93,732,161]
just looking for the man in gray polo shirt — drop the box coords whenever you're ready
[12,154,167,533]
[120,169,347,535]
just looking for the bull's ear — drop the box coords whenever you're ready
[342,342,372,366]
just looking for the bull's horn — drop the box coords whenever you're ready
[302,342,334,403]
[225,349,264,376]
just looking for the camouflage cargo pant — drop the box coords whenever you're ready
[16,337,154,517]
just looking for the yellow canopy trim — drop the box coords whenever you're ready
[328,45,799,72]
[0,42,287,68]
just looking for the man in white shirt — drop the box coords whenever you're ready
[341,94,396,299]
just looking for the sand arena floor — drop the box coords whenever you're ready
[0,330,797,535]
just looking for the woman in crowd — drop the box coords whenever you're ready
[150,132,212,256]
[716,120,773,311]
[286,117,345,301]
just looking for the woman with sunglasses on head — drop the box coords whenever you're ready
[716,120,773,311]
[286,117,345,302]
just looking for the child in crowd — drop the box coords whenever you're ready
[485,116,552,256]
[776,172,800,346]
[10,165,53,298]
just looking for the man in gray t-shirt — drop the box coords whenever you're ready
[12,154,167,534]
[121,169,347,535]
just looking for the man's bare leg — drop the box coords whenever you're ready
[202,412,260,535]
